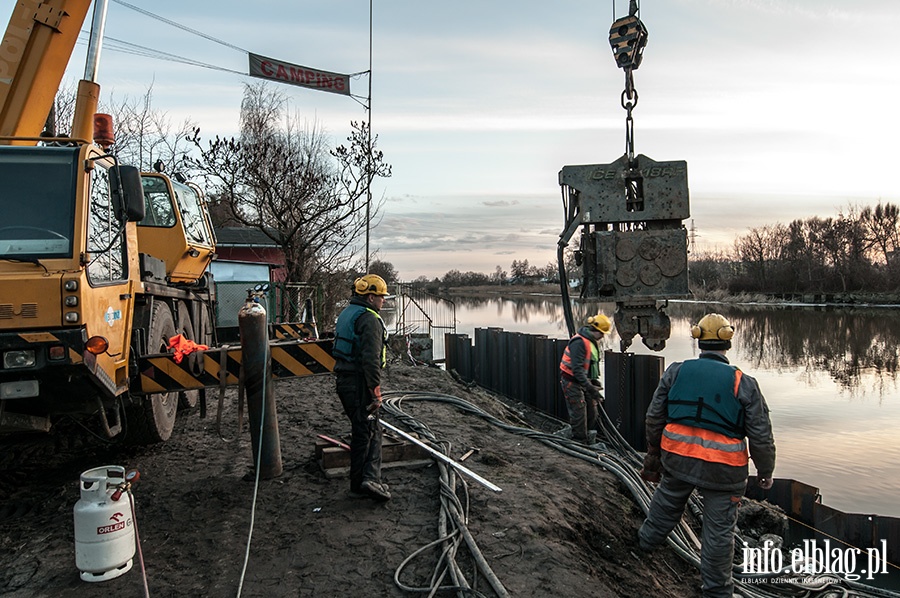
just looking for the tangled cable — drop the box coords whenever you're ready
[383,392,507,597]
[381,389,900,598]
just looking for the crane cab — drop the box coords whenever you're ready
[136,174,216,284]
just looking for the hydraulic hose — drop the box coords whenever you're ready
[557,242,575,338]
[385,395,508,597]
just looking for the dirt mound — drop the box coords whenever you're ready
[0,355,703,597]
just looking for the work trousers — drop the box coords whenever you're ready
[335,373,382,490]
[560,377,599,442]
[638,474,741,598]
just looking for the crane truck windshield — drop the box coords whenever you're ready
[0,146,77,259]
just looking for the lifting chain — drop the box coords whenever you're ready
[609,0,648,213]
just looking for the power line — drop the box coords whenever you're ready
[83,32,246,76]
[110,0,248,54]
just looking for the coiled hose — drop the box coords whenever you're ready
[381,389,900,598]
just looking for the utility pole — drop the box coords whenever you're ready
[365,0,373,272]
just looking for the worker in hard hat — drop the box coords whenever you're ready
[638,313,776,598]
[333,274,392,502]
[559,313,611,443]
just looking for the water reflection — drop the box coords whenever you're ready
[444,297,900,397]
[449,294,611,335]
[665,303,900,397]
[451,295,564,327]
[444,296,900,517]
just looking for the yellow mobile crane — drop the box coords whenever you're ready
[0,0,221,443]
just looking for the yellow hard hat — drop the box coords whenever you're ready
[353,274,390,296]
[690,313,734,341]
[587,313,611,334]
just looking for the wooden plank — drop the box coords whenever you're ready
[320,441,430,470]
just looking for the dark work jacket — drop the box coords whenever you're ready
[333,296,387,392]
[645,351,776,492]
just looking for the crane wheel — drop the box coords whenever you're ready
[125,302,179,444]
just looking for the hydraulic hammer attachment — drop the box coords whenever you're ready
[558,154,690,351]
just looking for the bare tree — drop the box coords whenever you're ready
[490,265,507,285]
[47,80,78,137]
[190,82,391,286]
[782,218,824,290]
[859,201,900,267]
[52,82,197,172]
[105,84,198,173]
[733,224,786,290]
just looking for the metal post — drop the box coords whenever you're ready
[365,0,373,271]
[239,298,282,478]
[83,0,109,83]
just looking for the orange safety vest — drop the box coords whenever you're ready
[559,335,594,377]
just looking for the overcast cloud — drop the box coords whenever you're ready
[4,0,898,279]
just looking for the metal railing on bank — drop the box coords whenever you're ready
[389,283,457,362]
[214,281,320,343]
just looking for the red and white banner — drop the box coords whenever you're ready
[248,53,351,96]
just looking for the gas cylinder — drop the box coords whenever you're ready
[73,465,135,582]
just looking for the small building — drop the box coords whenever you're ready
[213,226,286,282]
[211,227,286,341]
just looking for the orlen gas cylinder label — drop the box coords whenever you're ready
[97,512,129,535]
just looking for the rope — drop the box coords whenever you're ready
[128,489,151,598]
[111,0,249,53]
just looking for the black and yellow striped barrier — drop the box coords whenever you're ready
[135,338,335,394]
[272,322,319,340]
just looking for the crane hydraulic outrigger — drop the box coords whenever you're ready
[557,3,690,351]
[0,0,332,444]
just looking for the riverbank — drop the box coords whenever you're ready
[437,284,900,306]
[0,356,707,597]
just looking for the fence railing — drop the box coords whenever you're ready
[391,284,457,361]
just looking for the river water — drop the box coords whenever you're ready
[390,295,900,519]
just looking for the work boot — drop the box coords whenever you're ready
[361,480,391,502]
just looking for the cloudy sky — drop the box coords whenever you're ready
[5,0,899,279]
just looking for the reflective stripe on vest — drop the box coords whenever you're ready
[661,422,749,466]
[560,335,596,377]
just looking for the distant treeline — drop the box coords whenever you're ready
[407,259,560,291]
[405,202,900,297]
[691,202,900,295]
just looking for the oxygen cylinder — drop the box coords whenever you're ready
[73,465,135,582]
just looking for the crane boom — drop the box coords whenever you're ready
[0,0,92,140]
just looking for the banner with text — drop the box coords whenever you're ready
[248,53,351,96]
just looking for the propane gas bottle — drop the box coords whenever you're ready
[73,465,135,582]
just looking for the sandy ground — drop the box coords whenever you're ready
[0,353,705,597]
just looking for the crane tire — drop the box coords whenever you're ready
[125,301,178,444]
